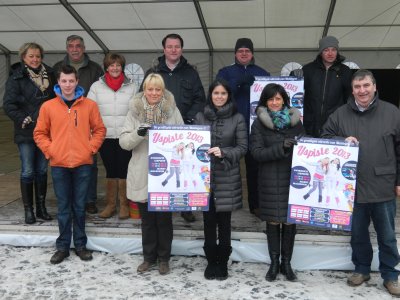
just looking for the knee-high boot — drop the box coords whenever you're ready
[35,177,52,220]
[265,223,280,281]
[203,245,218,280]
[118,179,129,219]
[280,224,297,281]
[20,181,36,224]
[99,178,118,218]
[215,245,232,280]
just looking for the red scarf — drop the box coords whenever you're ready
[105,72,125,91]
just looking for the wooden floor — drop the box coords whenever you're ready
[0,110,377,247]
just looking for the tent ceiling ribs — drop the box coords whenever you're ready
[323,0,336,37]
[58,0,108,53]
[193,0,212,52]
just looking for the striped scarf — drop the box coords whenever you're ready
[143,96,168,125]
[26,65,49,92]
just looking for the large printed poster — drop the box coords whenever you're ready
[147,124,211,212]
[250,76,304,130]
[287,137,359,231]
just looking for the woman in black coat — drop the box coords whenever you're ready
[3,42,56,224]
[195,79,247,281]
[250,83,304,282]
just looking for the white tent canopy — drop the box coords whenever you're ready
[1,0,400,104]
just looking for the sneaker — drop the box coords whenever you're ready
[75,248,93,261]
[384,280,400,297]
[86,202,98,214]
[181,211,196,223]
[159,261,170,275]
[50,250,70,264]
[137,261,156,273]
[347,272,370,286]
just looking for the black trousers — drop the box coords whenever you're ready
[203,196,232,248]
[99,138,131,179]
[245,152,259,211]
[137,202,173,262]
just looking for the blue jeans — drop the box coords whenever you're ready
[17,142,48,183]
[86,154,97,204]
[51,165,92,251]
[351,199,400,281]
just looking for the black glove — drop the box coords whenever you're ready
[137,127,149,137]
[21,116,33,129]
[291,69,303,78]
[184,118,194,125]
[283,138,297,150]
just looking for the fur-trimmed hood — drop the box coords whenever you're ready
[256,106,301,130]
[129,89,178,122]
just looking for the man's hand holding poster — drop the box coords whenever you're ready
[287,137,359,231]
[148,124,211,212]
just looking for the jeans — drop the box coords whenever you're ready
[351,199,400,281]
[51,165,92,251]
[17,142,48,183]
[86,154,97,204]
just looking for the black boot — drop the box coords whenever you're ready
[265,223,280,281]
[34,177,52,221]
[20,181,36,224]
[203,245,218,280]
[318,195,322,203]
[177,180,180,188]
[280,224,297,281]
[215,245,232,280]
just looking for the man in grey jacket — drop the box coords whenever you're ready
[322,69,400,297]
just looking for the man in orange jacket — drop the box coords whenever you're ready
[34,65,106,264]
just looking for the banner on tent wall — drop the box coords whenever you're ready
[287,137,359,231]
[147,124,211,212]
[250,76,304,131]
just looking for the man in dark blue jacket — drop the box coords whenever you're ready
[216,38,269,216]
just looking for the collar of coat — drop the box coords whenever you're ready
[153,55,191,72]
[203,101,236,121]
[256,106,301,130]
[314,53,346,72]
[130,89,177,121]
[347,92,379,113]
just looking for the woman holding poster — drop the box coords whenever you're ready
[119,73,183,275]
[250,83,304,282]
[194,79,247,281]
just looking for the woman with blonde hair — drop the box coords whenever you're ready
[119,73,183,275]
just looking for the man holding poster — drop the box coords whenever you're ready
[217,38,269,217]
[322,69,400,297]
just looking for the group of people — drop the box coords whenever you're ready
[3,32,400,297]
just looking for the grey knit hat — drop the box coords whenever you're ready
[318,36,339,53]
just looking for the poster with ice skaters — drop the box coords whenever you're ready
[287,137,359,231]
[250,76,304,131]
[147,124,211,212]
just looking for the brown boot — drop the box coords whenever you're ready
[98,178,118,218]
[118,179,129,219]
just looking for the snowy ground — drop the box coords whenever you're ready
[0,245,395,300]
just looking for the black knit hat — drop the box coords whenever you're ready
[235,38,254,53]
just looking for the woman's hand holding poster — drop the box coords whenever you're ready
[288,137,359,231]
[147,124,211,212]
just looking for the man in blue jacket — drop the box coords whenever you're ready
[216,38,269,216]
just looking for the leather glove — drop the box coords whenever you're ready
[291,69,303,78]
[21,116,33,129]
[137,127,149,137]
[283,138,297,150]
[184,118,194,125]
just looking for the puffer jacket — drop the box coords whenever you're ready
[141,55,206,121]
[321,95,400,204]
[194,102,248,212]
[250,106,304,222]
[3,62,56,144]
[302,54,352,137]
[119,90,184,202]
[53,53,104,96]
[33,92,106,168]
[217,60,269,128]
[87,76,137,138]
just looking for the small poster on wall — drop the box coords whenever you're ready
[147,124,211,212]
[250,76,304,131]
[287,137,359,231]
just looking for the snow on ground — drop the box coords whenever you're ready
[0,245,394,300]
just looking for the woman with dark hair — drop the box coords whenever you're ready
[3,42,56,224]
[87,52,137,219]
[194,79,247,280]
[250,83,304,282]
